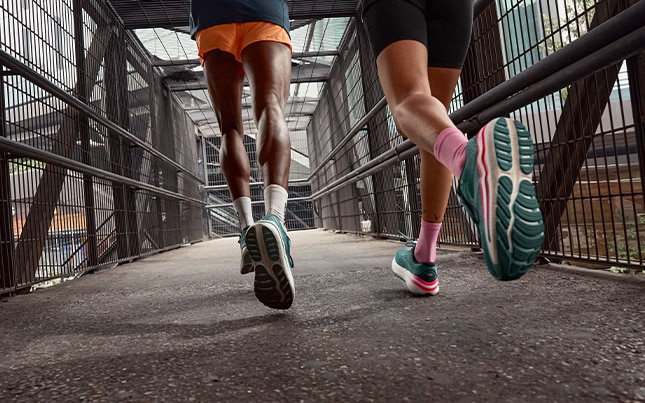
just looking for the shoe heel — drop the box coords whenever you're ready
[249,221,295,309]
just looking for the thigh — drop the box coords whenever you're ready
[202,49,245,131]
[241,40,292,119]
[362,0,428,58]
[195,23,241,63]
[376,40,431,108]
[426,0,473,69]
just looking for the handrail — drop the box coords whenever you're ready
[203,178,310,191]
[0,48,203,184]
[205,196,311,210]
[310,20,645,200]
[307,97,388,180]
[0,136,205,205]
[453,0,645,131]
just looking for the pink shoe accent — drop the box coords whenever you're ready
[434,127,468,178]
[410,275,439,294]
[476,124,494,244]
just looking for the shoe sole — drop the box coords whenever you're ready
[391,258,439,296]
[477,118,544,280]
[245,222,295,309]
[240,247,254,274]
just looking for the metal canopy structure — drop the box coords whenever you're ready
[105,0,359,141]
[107,0,360,30]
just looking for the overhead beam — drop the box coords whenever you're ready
[151,50,340,67]
[107,0,359,30]
[164,62,331,92]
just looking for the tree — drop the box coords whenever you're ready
[541,0,597,101]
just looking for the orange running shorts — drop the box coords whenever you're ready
[195,22,292,64]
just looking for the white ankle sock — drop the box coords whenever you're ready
[233,197,254,229]
[264,184,288,224]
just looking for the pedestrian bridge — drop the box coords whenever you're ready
[1,0,645,401]
[1,229,644,401]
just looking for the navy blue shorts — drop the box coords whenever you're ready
[362,0,473,69]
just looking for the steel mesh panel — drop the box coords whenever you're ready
[1,0,204,293]
[2,0,645,296]
[309,0,645,270]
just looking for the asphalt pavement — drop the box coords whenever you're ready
[1,229,644,402]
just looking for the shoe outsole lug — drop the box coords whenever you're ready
[245,219,294,310]
[238,228,254,274]
[486,118,545,281]
[240,247,254,274]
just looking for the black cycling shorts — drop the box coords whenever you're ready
[362,0,474,69]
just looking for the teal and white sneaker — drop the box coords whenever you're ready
[238,226,254,275]
[245,214,295,309]
[457,117,545,281]
[391,247,439,295]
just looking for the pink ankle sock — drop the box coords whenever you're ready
[414,221,442,263]
[434,127,468,178]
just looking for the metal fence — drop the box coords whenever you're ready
[1,0,204,294]
[200,124,315,237]
[1,0,644,295]
[308,0,645,271]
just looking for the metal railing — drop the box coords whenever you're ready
[308,0,645,271]
[1,0,205,294]
[2,0,644,298]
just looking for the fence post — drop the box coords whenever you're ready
[74,0,99,269]
[0,64,15,291]
[626,52,645,235]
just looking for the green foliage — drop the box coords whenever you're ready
[608,266,645,275]
[541,0,597,102]
[606,210,645,268]
[541,0,596,53]
[9,158,45,173]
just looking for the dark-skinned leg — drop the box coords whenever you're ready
[203,49,254,274]
[240,40,295,309]
[203,49,250,201]
[242,41,291,190]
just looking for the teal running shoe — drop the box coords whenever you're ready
[245,214,295,309]
[457,117,545,281]
[238,226,254,275]
[391,247,439,295]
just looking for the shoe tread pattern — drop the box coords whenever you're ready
[492,118,544,280]
[246,224,293,309]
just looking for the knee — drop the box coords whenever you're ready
[391,94,439,121]
[256,100,286,129]
[390,94,448,134]
[254,86,287,117]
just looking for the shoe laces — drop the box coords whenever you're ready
[398,231,417,248]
